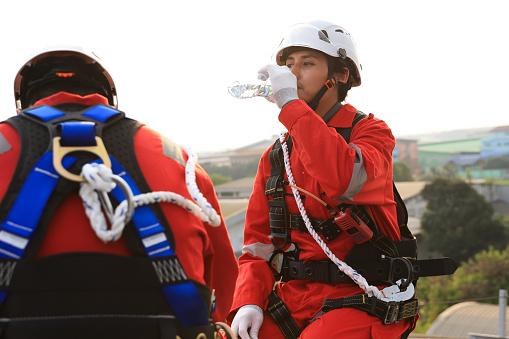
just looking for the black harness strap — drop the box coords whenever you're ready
[267,291,300,339]
[311,294,419,326]
[280,256,457,285]
[266,139,290,248]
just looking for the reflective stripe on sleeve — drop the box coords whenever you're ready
[161,135,185,167]
[243,242,275,261]
[335,143,367,201]
[0,132,11,155]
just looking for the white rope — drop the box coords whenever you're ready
[80,163,130,242]
[181,145,221,227]
[79,145,221,243]
[279,132,382,299]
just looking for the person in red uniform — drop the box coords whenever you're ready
[0,46,238,338]
[229,21,416,338]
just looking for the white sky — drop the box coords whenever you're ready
[1,0,508,154]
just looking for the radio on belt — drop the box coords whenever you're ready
[334,208,373,244]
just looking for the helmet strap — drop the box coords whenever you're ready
[307,58,339,111]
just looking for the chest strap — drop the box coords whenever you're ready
[281,214,341,241]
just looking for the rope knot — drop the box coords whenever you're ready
[81,163,116,192]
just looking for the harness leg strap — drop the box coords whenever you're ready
[315,294,418,325]
[267,291,301,339]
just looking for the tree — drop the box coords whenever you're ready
[415,246,509,333]
[420,178,507,263]
[393,161,413,182]
[416,163,459,181]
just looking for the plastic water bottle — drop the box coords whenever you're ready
[227,81,273,99]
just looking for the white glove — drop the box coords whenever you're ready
[231,304,263,339]
[258,64,298,109]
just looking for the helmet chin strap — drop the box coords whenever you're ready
[307,58,340,111]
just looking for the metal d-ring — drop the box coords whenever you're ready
[387,256,414,291]
[52,136,111,182]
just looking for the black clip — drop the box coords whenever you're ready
[317,218,342,241]
[267,249,288,280]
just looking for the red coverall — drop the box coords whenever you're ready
[229,100,413,338]
[0,92,238,323]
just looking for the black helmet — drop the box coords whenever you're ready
[14,45,117,112]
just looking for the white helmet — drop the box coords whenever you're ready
[275,21,362,87]
[14,45,117,111]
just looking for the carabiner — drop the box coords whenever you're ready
[96,173,135,226]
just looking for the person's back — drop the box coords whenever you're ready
[0,46,238,339]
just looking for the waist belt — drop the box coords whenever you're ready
[284,256,457,285]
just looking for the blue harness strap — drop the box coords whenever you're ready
[0,153,76,260]
[0,104,211,327]
[108,157,210,326]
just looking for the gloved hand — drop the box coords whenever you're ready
[258,64,298,109]
[231,304,263,339]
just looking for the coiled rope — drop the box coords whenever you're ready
[79,145,221,243]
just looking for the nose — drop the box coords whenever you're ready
[290,64,300,78]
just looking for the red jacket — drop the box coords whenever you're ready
[230,100,400,322]
[0,92,238,322]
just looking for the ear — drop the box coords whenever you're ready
[335,67,350,84]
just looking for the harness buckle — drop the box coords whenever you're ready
[53,136,111,182]
[324,76,338,90]
[383,302,400,325]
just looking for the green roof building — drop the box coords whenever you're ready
[418,136,489,171]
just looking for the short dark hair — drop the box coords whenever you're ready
[333,57,355,102]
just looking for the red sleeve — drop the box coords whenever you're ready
[0,123,21,201]
[228,149,276,320]
[134,126,238,322]
[278,100,395,205]
[194,162,239,322]
[278,100,400,240]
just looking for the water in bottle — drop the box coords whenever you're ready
[227,81,272,99]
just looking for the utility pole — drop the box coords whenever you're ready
[500,289,507,338]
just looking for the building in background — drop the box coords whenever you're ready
[418,136,485,172]
[481,125,509,159]
[394,138,421,177]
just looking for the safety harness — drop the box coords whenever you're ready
[264,109,457,339]
[0,103,229,339]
